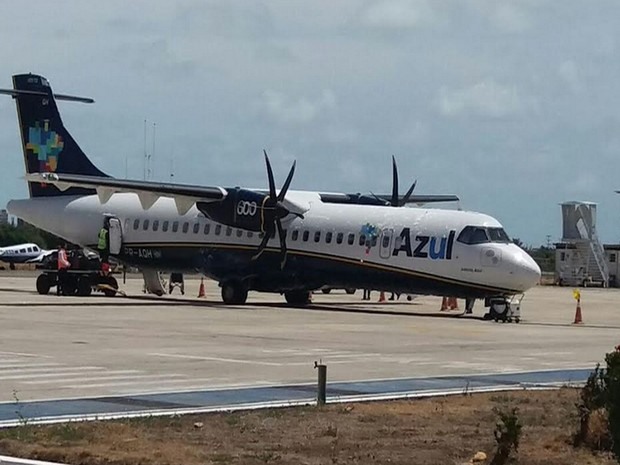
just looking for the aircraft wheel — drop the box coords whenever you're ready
[103,276,118,297]
[77,277,92,296]
[345,288,356,295]
[221,282,248,305]
[284,290,311,306]
[36,274,51,295]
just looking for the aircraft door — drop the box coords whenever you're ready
[379,228,394,259]
[108,217,123,255]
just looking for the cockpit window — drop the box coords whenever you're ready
[457,226,511,245]
[487,227,511,243]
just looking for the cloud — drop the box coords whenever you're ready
[360,0,433,29]
[260,89,336,125]
[438,79,531,118]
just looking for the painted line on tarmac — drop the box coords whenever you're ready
[0,368,592,428]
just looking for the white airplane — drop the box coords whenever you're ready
[1,73,540,315]
[0,242,51,268]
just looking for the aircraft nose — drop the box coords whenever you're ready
[511,249,541,291]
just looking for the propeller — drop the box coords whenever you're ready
[252,150,303,268]
[370,156,417,206]
[390,155,417,206]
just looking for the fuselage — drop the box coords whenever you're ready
[8,190,541,298]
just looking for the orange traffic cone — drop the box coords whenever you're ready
[440,297,449,311]
[378,291,386,302]
[449,297,459,310]
[573,299,583,324]
[197,278,206,298]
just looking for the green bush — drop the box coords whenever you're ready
[491,407,522,465]
[574,345,620,462]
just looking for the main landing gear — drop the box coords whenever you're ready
[221,281,248,305]
[284,290,311,306]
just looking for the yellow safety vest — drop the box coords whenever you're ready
[98,228,108,250]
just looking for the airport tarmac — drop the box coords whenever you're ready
[0,275,618,406]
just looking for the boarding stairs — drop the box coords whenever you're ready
[572,237,609,287]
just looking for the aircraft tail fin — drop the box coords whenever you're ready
[0,73,109,198]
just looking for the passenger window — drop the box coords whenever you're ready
[19,248,26,253]
[133,219,140,230]
[27,247,33,253]
[371,236,377,247]
[143,219,150,231]
[162,221,169,232]
[336,233,343,244]
[172,221,179,233]
[204,223,210,235]
[124,218,130,231]
[226,227,232,236]
[236,229,243,238]
[382,236,390,248]
[348,233,355,245]
[302,230,309,242]
[33,246,39,252]
[314,231,321,243]
[359,234,366,246]
[292,230,299,241]
[247,231,254,238]
[193,223,200,234]
[182,222,189,233]
[326,232,333,244]
[153,220,159,231]
[610,253,616,263]
[215,224,222,236]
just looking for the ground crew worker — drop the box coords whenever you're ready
[57,243,70,295]
[98,218,110,263]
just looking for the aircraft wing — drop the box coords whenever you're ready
[25,173,227,214]
[319,192,459,205]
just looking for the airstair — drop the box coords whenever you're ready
[558,202,609,287]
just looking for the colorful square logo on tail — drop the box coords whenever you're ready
[26,120,64,173]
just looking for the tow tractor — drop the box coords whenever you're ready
[483,294,523,323]
[34,249,119,297]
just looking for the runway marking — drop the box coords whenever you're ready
[0,351,52,358]
[149,353,283,366]
[0,363,61,369]
[0,366,104,375]
[0,369,138,381]
[67,376,217,389]
[23,372,152,384]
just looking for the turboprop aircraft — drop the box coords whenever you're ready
[0,243,51,268]
[1,73,540,311]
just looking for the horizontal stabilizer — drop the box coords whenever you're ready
[0,88,94,103]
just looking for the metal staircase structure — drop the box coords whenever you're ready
[558,202,609,287]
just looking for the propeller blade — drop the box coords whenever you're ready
[276,219,287,268]
[391,155,399,206]
[400,180,417,206]
[277,160,296,202]
[263,150,277,199]
[251,230,271,261]
[369,191,388,206]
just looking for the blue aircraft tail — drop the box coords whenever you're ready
[4,73,109,198]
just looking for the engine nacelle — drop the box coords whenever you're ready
[197,188,268,232]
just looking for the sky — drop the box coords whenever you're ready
[1,0,620,246]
